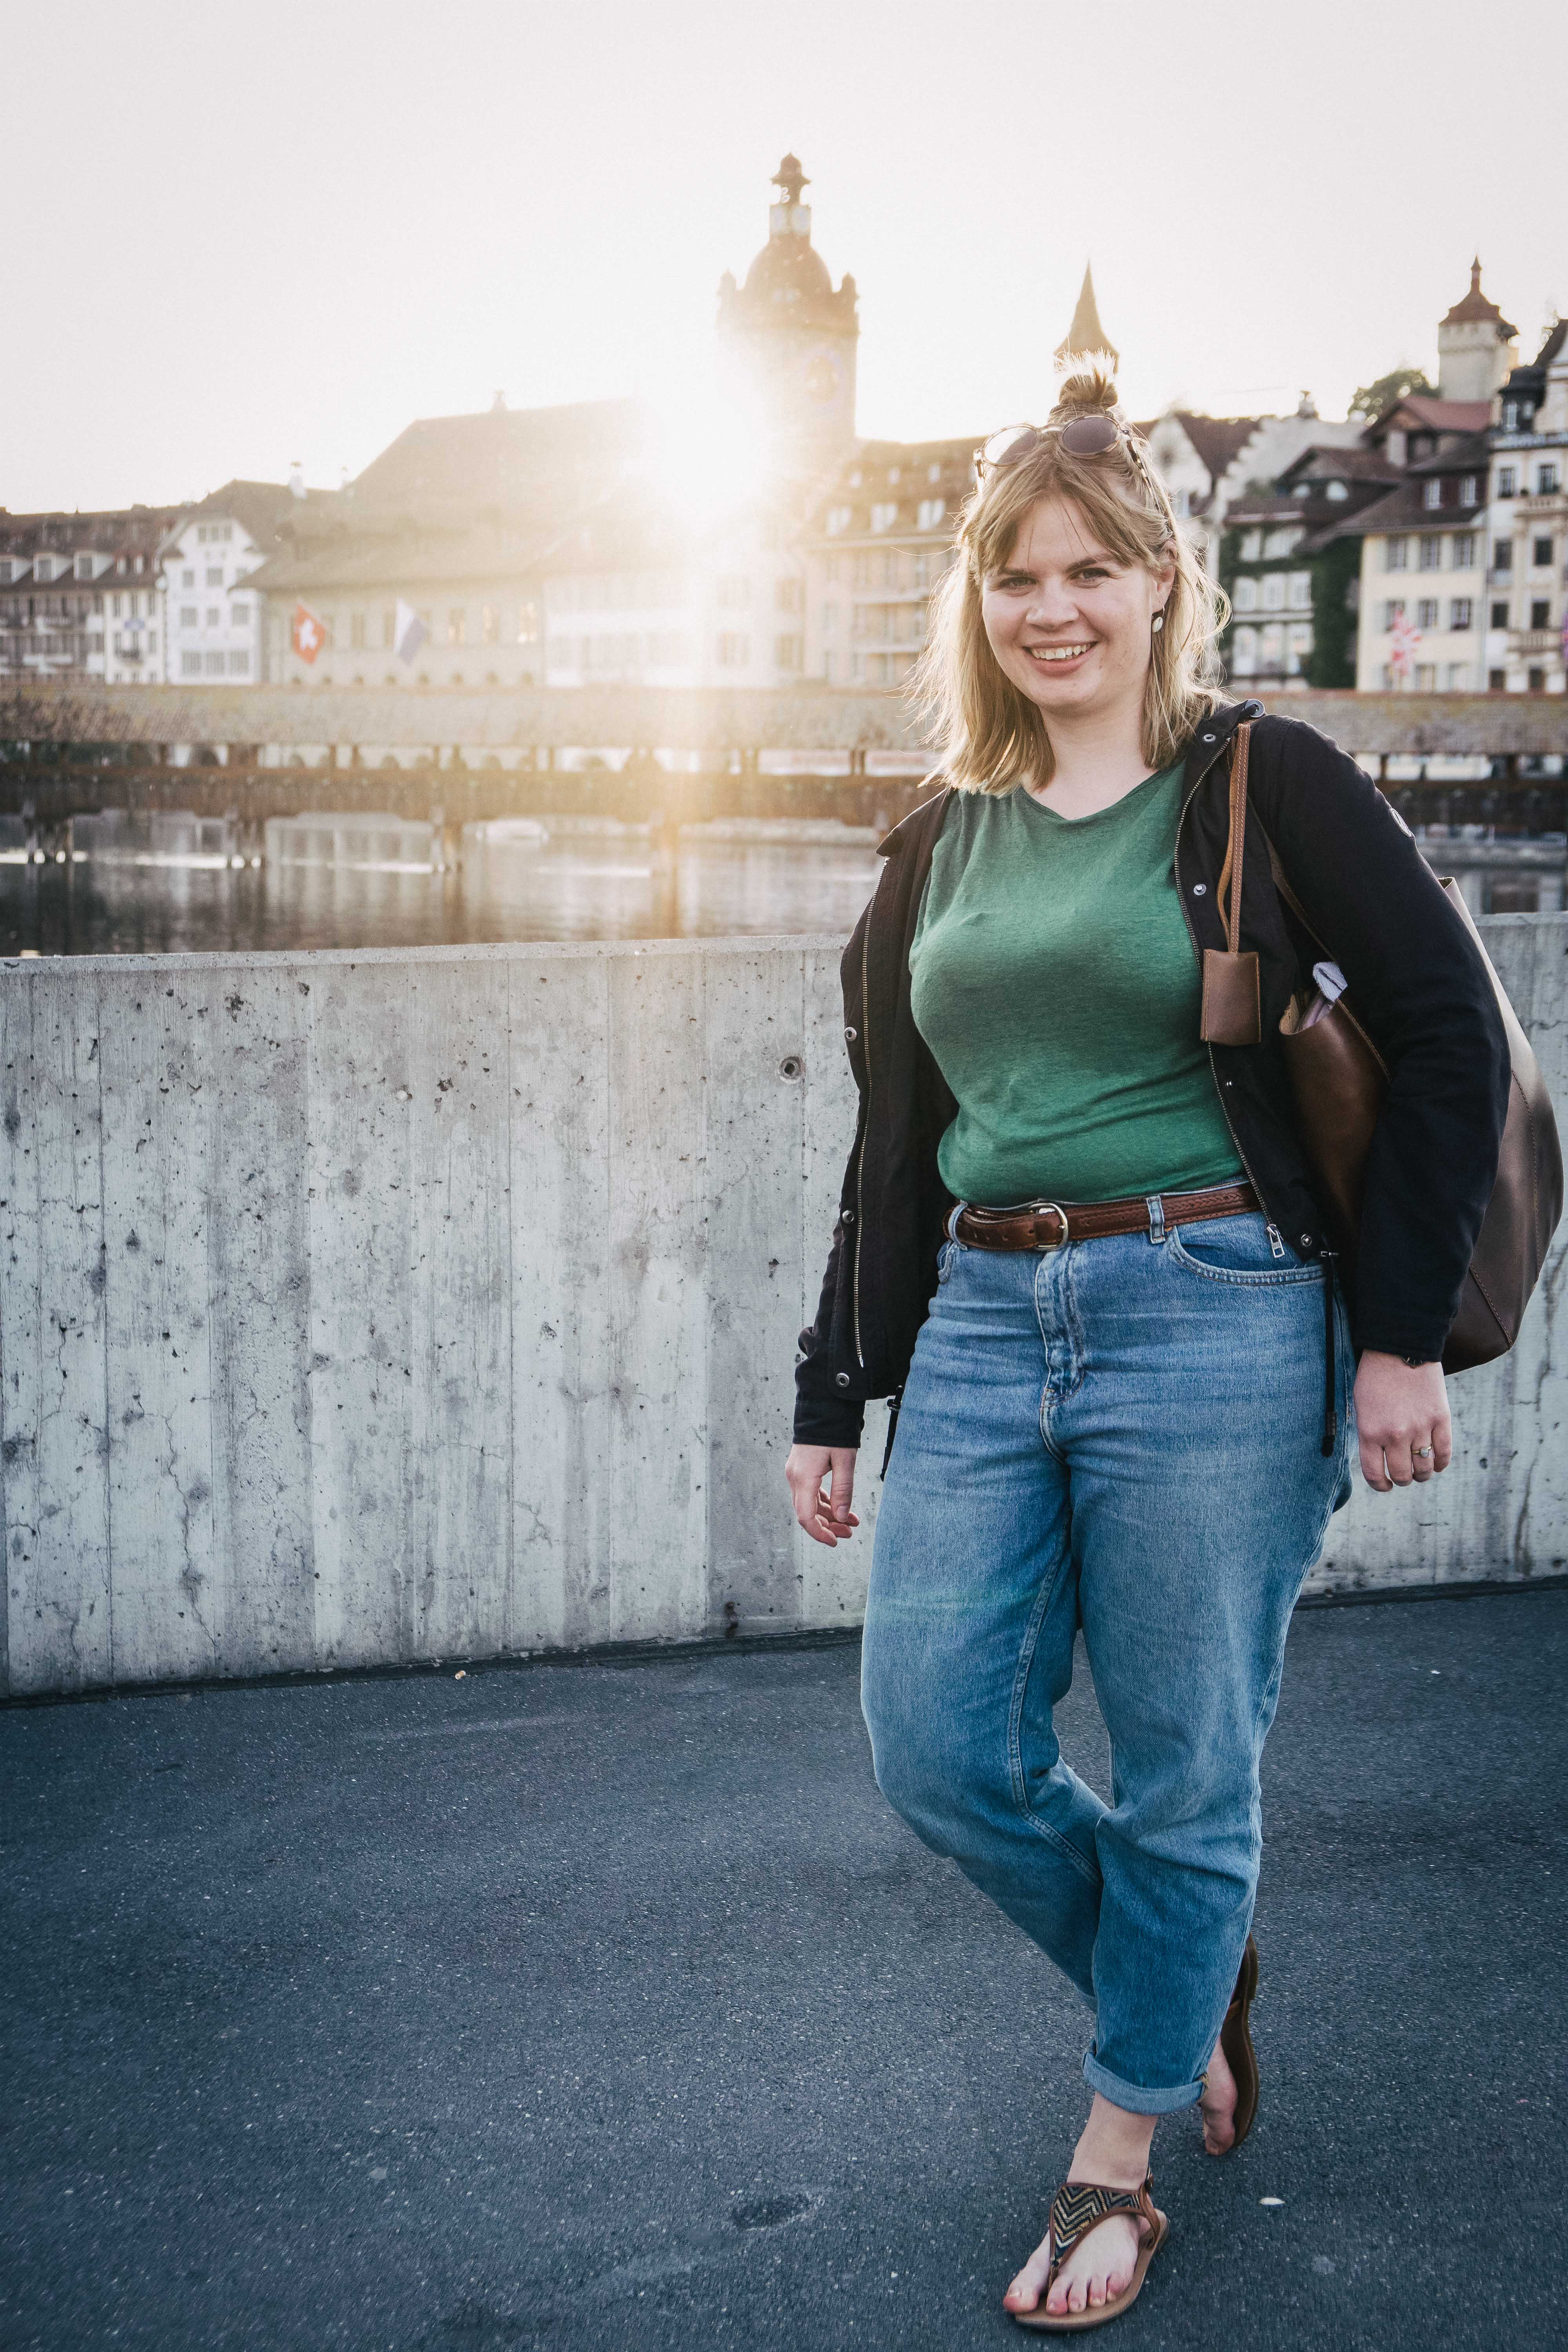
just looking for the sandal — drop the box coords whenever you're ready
[1216,1933,1260,2151]
[1009,2176,1168,2332]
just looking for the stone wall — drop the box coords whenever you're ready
[2,918,1564,1697]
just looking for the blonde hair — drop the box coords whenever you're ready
[914,369,1230,794]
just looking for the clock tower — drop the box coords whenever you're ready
[716,155,859,464]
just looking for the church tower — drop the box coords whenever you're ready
[716,156,859,461]
[1437,260,1518,403]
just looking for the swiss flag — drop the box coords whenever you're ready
[292,603,327,663]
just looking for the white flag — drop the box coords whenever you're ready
[394,599,427,664]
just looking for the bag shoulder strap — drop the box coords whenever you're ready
[1214,722,1251,953]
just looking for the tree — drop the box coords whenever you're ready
[1349,367,1436,421]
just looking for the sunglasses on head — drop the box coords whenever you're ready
[975,415,1124,477]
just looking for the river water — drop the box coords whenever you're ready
[0,834,885,959]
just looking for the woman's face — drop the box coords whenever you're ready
[980,495,1175,725]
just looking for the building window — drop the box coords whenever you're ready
[1323,480,1348,502]
[1414,663,1437,690]
[822,601,839,635]
[1422,479,1443,510]
[1263,527,1301,559]
[1285,622,1313,674]
[1452,536,1477,570]
[1494,541,1513,572]
[916,499,946,530]
[1417,599,1439,630]
[517,601,539,644]
[715,575,750,607]
[205,608,220,628]
[350,612,366,649]
[716,632,749,667]
[1497,466,1516,497]
[180,606,198,627]
[182,570,195,588]
[1533,537,1554,568]
[1491,601,1510,628]
[1460,477,1479,506]
[74,555,93,579]
[231,601,249,624]
[775,576,802,613]
[1502,403,1519,432]
[446,609,466,645]
[775,634,803,671]
[1490,668,1506,689]
[870,503,898,534]
[1418,536,1442,572]
[36,558,53,582]
[204,650,226,675]
[1261,573,1286,611]
[180,651,202,677]
[206,567,223,587]
[1450,599,1473,630]
[1386,537,1408,571]
[1528,667,1546,691]
[383,608,396,647]
[825,505,853,536]
[1383,599,1406,630]
[1231,575,1258,613]
[1230,626,1259,675]
[1240,529,1263,561]
[1539,464,1561,494]
[1287,571,1312,610]
[1260,623,1284,667]
[1445,663,1470,690]
[227,649,250,675]
[1531,600,1552,630]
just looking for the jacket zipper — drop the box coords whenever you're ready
[1172,744,1285,1256]
[851,908,871,1368]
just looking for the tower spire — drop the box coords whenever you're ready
[1054,263,1120,373]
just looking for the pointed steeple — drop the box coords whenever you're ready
[1054,263,1120,372]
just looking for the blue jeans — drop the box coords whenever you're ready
[861,1211,1354,2115]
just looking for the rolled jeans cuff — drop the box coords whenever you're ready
[1082,2048,1205,2116]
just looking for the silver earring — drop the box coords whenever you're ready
[1152,610,1166,633]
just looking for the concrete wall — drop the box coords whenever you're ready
[2,917,1564,1697]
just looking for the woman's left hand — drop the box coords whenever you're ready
[1353,1352,1452,1492]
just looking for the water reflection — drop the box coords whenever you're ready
[0,828,884,958]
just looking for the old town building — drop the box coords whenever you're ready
[1485,320,1567,694]
[0,506,181,683]
[159,478,333,683]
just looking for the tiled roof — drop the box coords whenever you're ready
[1169,413,1261,482]
[1322,479,1488,541]
[1371,394,1492,437]
[1441,259,1517,338]
[174,479,337,550]
[348,400,644,517]
[1278,443,1403,487]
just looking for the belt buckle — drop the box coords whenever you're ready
[1032,1200,1069,1254]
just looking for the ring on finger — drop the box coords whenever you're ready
[1414,1444,1435,1459]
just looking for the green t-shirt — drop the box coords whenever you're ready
[908,762,1244,1206]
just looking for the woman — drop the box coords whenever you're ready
[785,372,1510,2330]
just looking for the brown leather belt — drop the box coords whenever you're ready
[952,1180,1259,1253]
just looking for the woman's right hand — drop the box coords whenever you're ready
[786,1445,860,1546]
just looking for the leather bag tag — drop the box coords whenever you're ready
[1200,723,1262,1046]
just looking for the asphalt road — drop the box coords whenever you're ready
[2,1588,1563,2352]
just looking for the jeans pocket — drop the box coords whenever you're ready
[1165,1212,1323,1286]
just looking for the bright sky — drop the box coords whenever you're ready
[7,0,1563,515]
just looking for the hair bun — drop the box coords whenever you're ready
[1050,367,1119,423]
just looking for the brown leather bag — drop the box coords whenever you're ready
[1207,723,1564,1374]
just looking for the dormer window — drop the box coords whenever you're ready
[35,557,53,581]
[1503,402,1519,430]
[1423,480,1443,510]
[1326,481,1348,501]
[927,462,941,483]
[75,554,93,578]
[1460,477,1479,505]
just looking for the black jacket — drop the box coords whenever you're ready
[793,701,1512,1451]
